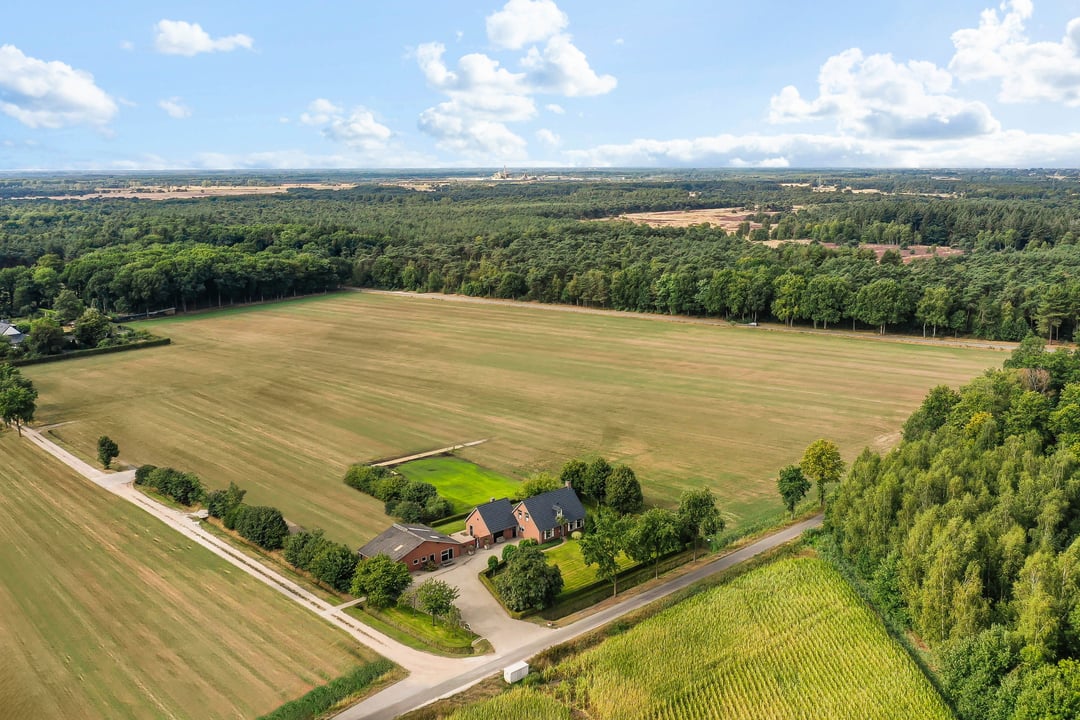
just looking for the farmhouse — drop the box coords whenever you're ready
[513,486,586,543]
[0,322,24,345]
[464,498,517,548]
[358,523,463,571]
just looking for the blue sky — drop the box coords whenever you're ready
[3,0,1080,169]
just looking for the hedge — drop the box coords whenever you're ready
[12,337,171,366]
[256,659,396,720]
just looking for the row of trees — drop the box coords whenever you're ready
[826,339,1080,719]
[558,457,644,515]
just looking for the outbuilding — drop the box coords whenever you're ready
[358,523,463,571]
[464,497,517,548]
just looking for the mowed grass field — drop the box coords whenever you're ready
[396,457,523,513]
[27,292,1002,547]
[0,434,378,720]
[545,540,636,595]
[548,556,952,720]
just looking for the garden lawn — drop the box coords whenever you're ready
[544,539,636,595]
[395,457,522,513]
[0,434,381,720]
[26,291,1002,546]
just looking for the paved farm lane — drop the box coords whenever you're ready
[21,426,469,687]
[339,514,824,720]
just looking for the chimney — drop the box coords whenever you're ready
[490,497,496,503]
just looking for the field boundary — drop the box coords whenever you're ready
[371,439,489,467]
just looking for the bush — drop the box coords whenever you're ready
[310,543,359,593]
[392,500,424,523]
[343,464,389,494]
[145,467,204,506]
[487,555,501,572]
[205,481,246,519]
[233,505,289,550]
[134,464,157,485]
[284,529,328,571]
[502,544,518,563]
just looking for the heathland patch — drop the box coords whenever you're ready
[0,435,378,720]
[26,292,1001,546]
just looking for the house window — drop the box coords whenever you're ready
[441,548,453,562]
[468,524,473,536]
[525,513,530,520]
[519,526,525,533]
[575,519,584,529]
[543,528,554,540]
[413,558,419,565]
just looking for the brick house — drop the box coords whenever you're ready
[464,498,518,548]
[513,486,586,543]
[358,523,463,571]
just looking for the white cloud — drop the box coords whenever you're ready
[563,128,1080,168]
[416,2,612,160]
[536,128,560,146]
[522,34,617,96]
[120,40,134,51]
[154,20,254,56]
[950,0,1080,105]
[158,97,191,119]
[486,0,568,50]
[769,48,998,139]
[546,103,565,114]
[0,44,118,128]
[298,99,393,152]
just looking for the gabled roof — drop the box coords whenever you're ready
[516,486,586,532]
[468,498,516,534]
[358,523,460,561]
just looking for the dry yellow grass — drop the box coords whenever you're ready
[0,434,376,720]
[27,292,1002,546]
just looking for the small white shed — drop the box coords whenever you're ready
[503,660,529,684]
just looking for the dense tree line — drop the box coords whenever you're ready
[3,173,1080,341]
[826,339,1080,718]
[343,464,453,523]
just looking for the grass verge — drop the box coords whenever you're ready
[256,659,399,720]
[345,605,485,657]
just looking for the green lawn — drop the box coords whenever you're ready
[346,604,478,655]
[396,456,522,513]
[544,539,636,595]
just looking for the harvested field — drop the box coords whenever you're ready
[0,434,377,720]
[27,292,1001,546]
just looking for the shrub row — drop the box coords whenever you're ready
[343,464,452,523]
[134,464,204,506]
[11,337,170,366]
[256,658,396,720]
[225,505,289,551]
[284,529,358,592]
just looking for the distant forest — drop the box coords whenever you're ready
[2,169,1080,341]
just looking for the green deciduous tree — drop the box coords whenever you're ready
[605,464,643,514]
[416,579,460,626]
[559,459,587,493]
[96,435,119,469]
[310,543,359,593]
[583,457,612,503]
[495,542,563,611]
[0,364,36,436]
[626,508,682,578]
[53,289,84,324]
[73,307,111,348]
[521,472,561,498]
[352,554,412,609]
[800,439,844,506]
[581,508,631,595]
[677,487,724,560]
[233,505,289,550]
[777,464,810,515]
[26,316,65,355]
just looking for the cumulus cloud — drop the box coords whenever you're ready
[950,0,1080,105]
[158,97,191,119]
[522,34,617,96]
[416,0,612,159]
[154,20,254,56]
[769,48,998,139]
[536,128,560,146]
[299,98,392,151]
[545,103,565,114]
[486,0,568,49]
[0,44,118,128]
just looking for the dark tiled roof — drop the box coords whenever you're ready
[517,486,586,531]
[358,523,460,561]
[469,498,516,534]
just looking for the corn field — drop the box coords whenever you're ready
[447,687,571,720]
[552,557,953,720]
